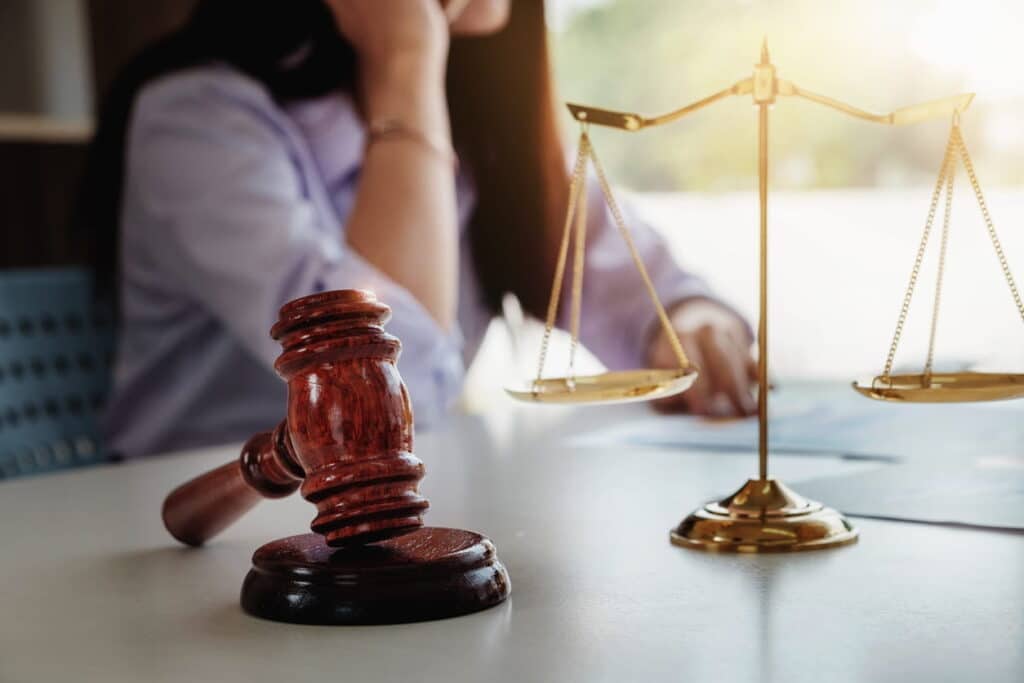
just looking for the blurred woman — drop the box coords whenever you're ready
[80,0,755,457]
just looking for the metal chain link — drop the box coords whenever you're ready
[882,126,957,380]
[954,126,1024,325]
[535,130,590,385]
[586,137,691,370]
[567,145,589,381]
[923,155,955,381]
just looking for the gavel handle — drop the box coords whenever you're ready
[162,424,303,546]
[162,460,263,546]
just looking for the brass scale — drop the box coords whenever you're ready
[505,41,1024,552]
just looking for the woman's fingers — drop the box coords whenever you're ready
[698,326,756,416]
[646,300,761,417]
[652,337,705,414]
[654,327,757,417]
[682,334,717,415]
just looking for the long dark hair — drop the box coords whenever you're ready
[78,0,566,318]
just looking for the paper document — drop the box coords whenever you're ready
[794,460,1024,532]
[570,383,1024,462]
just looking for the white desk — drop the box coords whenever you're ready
[1,401,1022,683]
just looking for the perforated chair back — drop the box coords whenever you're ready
[0,269,115,479]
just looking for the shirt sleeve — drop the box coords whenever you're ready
[568,175,722,370]
[125,72,464,426]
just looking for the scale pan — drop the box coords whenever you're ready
[852,371,1024,403]
[505,367,698,405]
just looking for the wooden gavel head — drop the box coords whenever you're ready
[163,289,428,547]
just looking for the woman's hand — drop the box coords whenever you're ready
[325,1,451,70]
[647,299,758,417]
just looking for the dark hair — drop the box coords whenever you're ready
[79,0,566,318]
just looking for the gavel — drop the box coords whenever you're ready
[161,289,509,625]
[163,289,428,547]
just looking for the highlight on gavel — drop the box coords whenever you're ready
[163,288,427,548]
[162,289,509,625]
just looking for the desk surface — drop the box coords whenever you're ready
[1,397,1022,683]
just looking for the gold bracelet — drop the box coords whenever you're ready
[366,119,458,169]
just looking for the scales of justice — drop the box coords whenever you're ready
[506,41,1024,552]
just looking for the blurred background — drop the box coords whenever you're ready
[552,0,1024,190]
[2,0,1022,401]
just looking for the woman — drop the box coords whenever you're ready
[83,0,755,458]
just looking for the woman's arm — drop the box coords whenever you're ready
[326,0,459,330]
[125,70,465,427]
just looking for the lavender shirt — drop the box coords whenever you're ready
[105,66,713,457]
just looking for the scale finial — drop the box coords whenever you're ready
[760,37,770,64]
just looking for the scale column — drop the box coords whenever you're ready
[672,40,858,552]
[757,103,769,480]
[753,40,776,482]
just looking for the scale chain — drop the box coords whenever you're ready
[567,143,589,380]
[534,132,590,385]
[586,135,691,371]
[881,121,1023,385]
[923,150,956,381]
[955,126,1024,324]
[881,125,957,381]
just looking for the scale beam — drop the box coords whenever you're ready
[784,84,975,126]
[566,79,752,131]
[566,66,973,131]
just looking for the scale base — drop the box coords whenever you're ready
[670,479,858,553]
[241,528,510,624]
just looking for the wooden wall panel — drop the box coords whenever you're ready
[0,0,193,269]
[0,141,87,268]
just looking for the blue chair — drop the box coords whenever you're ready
[0,268,115,479]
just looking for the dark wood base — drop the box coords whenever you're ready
[240,528,510,625]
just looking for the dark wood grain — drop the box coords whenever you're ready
[162,290,428,546]
[270,290,428,547]
[241,529,511,625]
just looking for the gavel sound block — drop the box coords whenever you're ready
[162,290,509,625]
